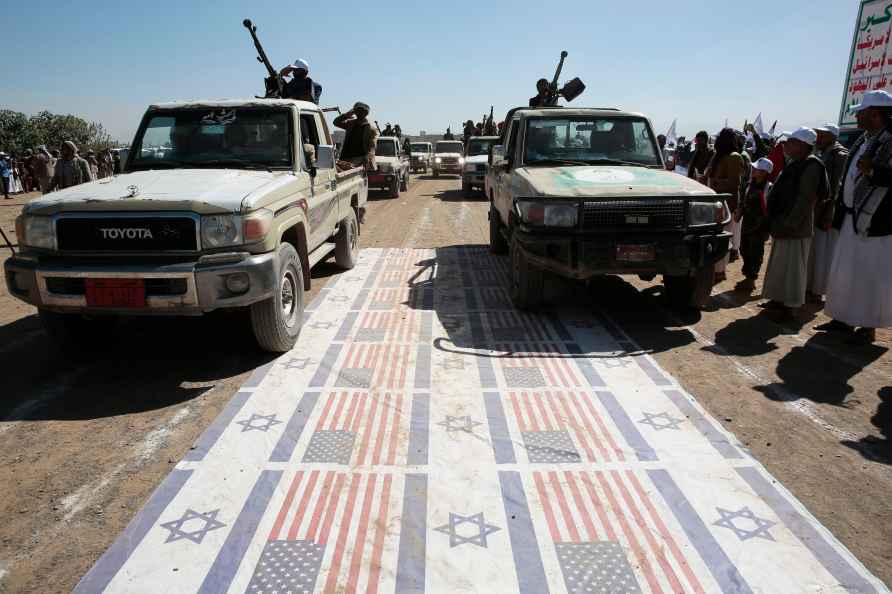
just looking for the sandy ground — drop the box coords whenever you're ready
[0,178,889,593]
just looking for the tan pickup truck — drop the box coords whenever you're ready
[5,98,368,352]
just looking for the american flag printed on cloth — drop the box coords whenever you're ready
[367,288,427,311]
[532,470,706,594]
[335,343,411,390]
[509,391,626,463]
[354,311,422,343]
[302,392,408,466]
[247,471,394,594]
[483,310,557,342]
[495,344,584,389]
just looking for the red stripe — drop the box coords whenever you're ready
[386,393,403,465]
[540,352,562,386]
[269,471,303,541]
[595,472,664,594]
[371,394,391,464]
[304,471,336,542]
[556,391,598,462]
[522,392,540,431]
[317,473,347,545]
[563,471,598,541]
[315,392,338,431]
[533,472,562,542]
[329,391,349,430]
[398,346,409,388]
[576,391,621,462]
[626,471,706,594]
[548,471,581,542]
[345,474,378,594]
[342,392,360,431]
[536,392,555,431]
[365,474,393,594]
[288,470,321,540]
[509,393,527,432]
[350,394,367,434]
[357,395,380,465]
[322,473,362,592]
[579,472,617,541]
[364,344,378,369]
[565,391,608,462]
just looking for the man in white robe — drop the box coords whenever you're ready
[807,124,847,303]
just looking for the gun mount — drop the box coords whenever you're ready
[243,19,284,99]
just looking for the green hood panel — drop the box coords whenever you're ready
[515,166,717,198]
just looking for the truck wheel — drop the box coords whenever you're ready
[663,263,715,309]
[400,172,409,191]
[509,237,543,310]
[489,204,508,255]
[251,242,304,352]
[462,179,471,194]
[433,168,439,178]
[335,209,359,270]
[390,176,400,198]
[38,309,118,350]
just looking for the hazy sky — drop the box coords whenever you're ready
[1,0,859,142]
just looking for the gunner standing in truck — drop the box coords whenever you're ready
[333,102,378,170]
[279,58,322,104]
[529,78,550,107]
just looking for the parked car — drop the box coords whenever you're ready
[433,140,464,177]
[462,135,499,193]
[368,136,410,198]
[6,98,368,352]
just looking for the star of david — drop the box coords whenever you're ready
[343,276,362,282]
[599,357,633,368]
[284,357,315,370]
[713,506,777,541]
[434,512,501,548]
[236,413,283,432]
[438,357,466,370]
[437,415,481,433]
[638,411,685,431]
[310,320,338,330]
[329,295,351,303]
[159,509,226,544]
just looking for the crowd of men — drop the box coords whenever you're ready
[0,144,122,198]
[676,89,892,345]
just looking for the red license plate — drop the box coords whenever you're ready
[616,244,656,263]
[85,278,146,308]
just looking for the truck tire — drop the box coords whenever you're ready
[335,209,359,270]
[251,242,304,352]
[663,263,715,309]
[509,237,543,310]
[390,176,400,198]
[489,204,508,254]
[400,172,409,191]
[462,179,471,194]
[38,309,117,350]
[433,168,439,178]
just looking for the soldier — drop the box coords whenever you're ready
[463,120,475,142]
[383,122,393,136]
[529,78,550,107]
[279,58,322,104]
[333,102,378,170]
[85,151,100,179]
[34,146,55,193]
[393,124,402,139]
[443,127,455,140]
[47,141,94,192]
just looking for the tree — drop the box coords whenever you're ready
[0,109,117,154]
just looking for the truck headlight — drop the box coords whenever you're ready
[378,163,392,173]
[458,157,465,165]
[201,214,242,249]
[19,215,56,250]
[516,202,578,227]
[435,157,442,163]
[464,163,476,172]
[688,201,728,226]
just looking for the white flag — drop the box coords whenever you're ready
[724,118,729,129]
[754,113,764,136]
[666,119,677,146]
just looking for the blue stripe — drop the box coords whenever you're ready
[634,355,672,386]
[648,469,754,594]
[484,392,516,463]
[72,469,193,594]
[185,391,252,461]
[395,474,428,594]
[363,250,385,288]
[566,343,606,387]
[407,394,430,465]
[269,392,321,462]
[309,343,343,387]
[464,288,479,310]
[415,344,431,390]
[197,470,283,594]
[664,390,742,459]
[243,360,274,388]
[335,311,359,341]
[304,288,329,312]
[596,391,657,461]
[419,311,434,342]
[546,313,573,341]
[498,471,551,594]
[351,289,369,311]
[736,466,878,594]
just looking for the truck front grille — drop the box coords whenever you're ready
[45,277,188,296]
[56,217,199,252]
[582,200,685,230]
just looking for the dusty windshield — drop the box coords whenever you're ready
[129,108,293,170]
[466,138,497,157]
[524,116,661,166]
[410,143,430,153]
[435,142,463,154]
[375,140,398,157]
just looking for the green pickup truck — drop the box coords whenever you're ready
[486,106,732,309]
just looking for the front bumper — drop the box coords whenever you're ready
[513,229,731,279]
[4,251,278,315]
[368,172,397,188]
[462,171,486,186]
[434,162,462,174]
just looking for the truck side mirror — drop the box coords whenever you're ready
[490,144,505,166]
[316,145,334,169]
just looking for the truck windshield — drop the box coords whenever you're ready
[410,144,430,152]
[375,140,398,157]
[525,117,661,166]
[436,142,463,154]
[466,138,497,157]
[129,108,293,170]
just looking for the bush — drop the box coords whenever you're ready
[0,109,116,154]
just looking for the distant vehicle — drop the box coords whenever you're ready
[462,136,499,194]
[409,141,433,173]
[433,140,464,177]
[369,137,410,198]
[487,106,731,310]
[6,98,368,353]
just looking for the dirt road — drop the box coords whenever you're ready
[0,176,889,593]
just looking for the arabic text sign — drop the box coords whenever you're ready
[842,0,892,126]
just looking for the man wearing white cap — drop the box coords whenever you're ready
[735,157,774,291]
[823,90,892,344]
[278,58,322,104]
[807,124,848,302]
[760,127,829,322]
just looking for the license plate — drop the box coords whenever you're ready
[85,278,146,308]
[616,244,655,263]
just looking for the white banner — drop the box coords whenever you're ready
[841,0,892,127]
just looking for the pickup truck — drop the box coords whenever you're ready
[5,98,368,352]
[462,135,499,193]
[409,141,433,173]
[487,106,731,309]
[432,140,464,177]
[368,136,409,198]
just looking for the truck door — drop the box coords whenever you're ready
[495,119,519,222]
[299,111,337,248]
